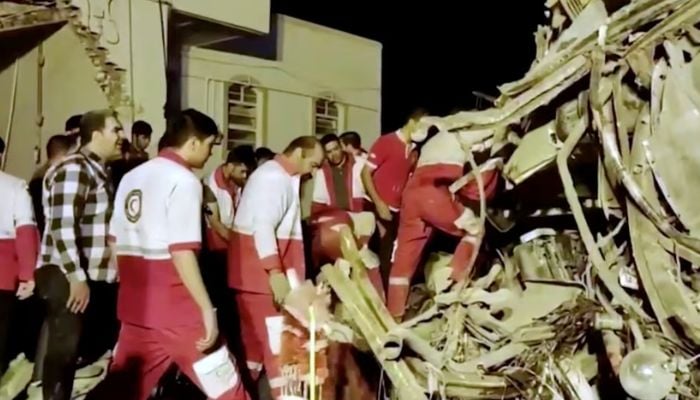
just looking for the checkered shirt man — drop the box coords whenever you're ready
[37,147,116,282]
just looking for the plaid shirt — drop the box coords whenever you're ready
[37,148,116,282]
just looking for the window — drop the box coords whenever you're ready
[226,80,261,150]
[313,96,341,136]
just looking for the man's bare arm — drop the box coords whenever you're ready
[361,165,382,206]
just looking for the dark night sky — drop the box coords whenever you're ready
[271,1,546,131]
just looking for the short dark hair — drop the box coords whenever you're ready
[46,134,74,159]
[0,137,5,155]
[165,108,219,148]
[339,131,361,149]
[320,133,340,148]
[226,146,255,166]
[131,120,153,138]
[255,147,275,161]
[65,114,83,132]
[283,136,320,156]
[79,109,117,144]
[228,145,256,169]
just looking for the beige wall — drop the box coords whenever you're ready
[70,0,268,155]
[0,26,108,180]
[182,15,382,176]
[172,0,270,33]
[68,0,168,154]
[1,8,381,184]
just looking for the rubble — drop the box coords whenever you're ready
[312,0,700,398]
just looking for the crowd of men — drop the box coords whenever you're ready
[0,105,499,399]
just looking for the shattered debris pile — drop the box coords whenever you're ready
[313,0,700,398]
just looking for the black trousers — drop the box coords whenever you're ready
[35,266,118,400]
[3,290,45,379]
[0,289,14,375]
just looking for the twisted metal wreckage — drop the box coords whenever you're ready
[5,0,700,399]
[286,0,700,399]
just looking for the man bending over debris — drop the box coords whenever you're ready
[386,128,503,320]
[228,136,324,398]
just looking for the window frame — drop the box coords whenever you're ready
[312,93,345,137]
[224,77,264,153]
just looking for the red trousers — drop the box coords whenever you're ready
[387,183,482,318]
[106,322,248,400]
[234,292,285,397]
[310,210,385,298]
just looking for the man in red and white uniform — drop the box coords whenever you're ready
[0,137,40,375]
[228,136,324,398]
[339,131,367,160]
[201,147,252,350]
[361,109,430,287]
[203,148,251,252]
[103,109,248,399]
[386,129,502,319]
[310,134,382,293]
[312,134,367,215]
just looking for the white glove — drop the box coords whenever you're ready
[454,208,483,236]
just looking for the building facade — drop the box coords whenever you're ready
[0,1,381,180]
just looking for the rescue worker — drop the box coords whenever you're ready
[203,148,250,251]
[312,134,367,215]
[202,147,252,350]
[228,136,324,398]
[103,109,248,399]
[361,109,431,287]
[0,137,40,376]
[386,129,502,320]
[310,134,381,293]
[254,147,275,167]
[339,131,367,159]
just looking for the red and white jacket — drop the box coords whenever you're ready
[109,151,204,328]
[0,171,39,291]
[413,131,500,200]
[228,155,305,294]
[203,166,241,252]
[311,155,366,214]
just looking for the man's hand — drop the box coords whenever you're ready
[67,280,90,314]
[197,307,219,352]
[375,201,393,222]
[16,281,35,300]
[269,270,291,306]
